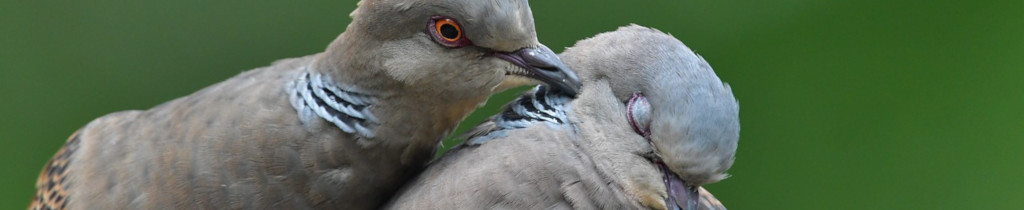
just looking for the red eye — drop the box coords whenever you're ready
[435,18,462,42]
[428,16,471,47]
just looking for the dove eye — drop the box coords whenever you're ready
[428,16,471,48]
[436,19,461,41]
[626,93,652,137]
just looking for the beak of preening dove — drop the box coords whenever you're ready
[659,162,701,210]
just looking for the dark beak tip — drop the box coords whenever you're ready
[564,79,582,97]
[542,69,581,97]
[497,45,583,97]
[529,49,582,97]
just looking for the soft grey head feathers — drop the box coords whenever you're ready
[561,25,741,185]
[351,0,538,52]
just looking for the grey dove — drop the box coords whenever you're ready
[29,0,581,209]
[385,25,740,210]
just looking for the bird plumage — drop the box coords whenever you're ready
[561,25,740,186]
[30,0,581,209]
[385,25,739,210]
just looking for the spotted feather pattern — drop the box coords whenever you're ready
[29,131,80,210]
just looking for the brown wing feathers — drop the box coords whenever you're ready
[30,131,81,210]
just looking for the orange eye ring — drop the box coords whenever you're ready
[434,18,463,42]
[428,16,471,47]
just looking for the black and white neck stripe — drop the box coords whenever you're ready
[495,85,571,127]
[289,69,378,138]
[466,85,572,145]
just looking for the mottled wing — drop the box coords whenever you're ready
[30,130,81,210]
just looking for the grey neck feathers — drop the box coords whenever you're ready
[289,67,379,138]
[466,85,572,145]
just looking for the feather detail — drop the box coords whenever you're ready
[289,68,379,138]
[464,85,572,145]
[29,131,81,210]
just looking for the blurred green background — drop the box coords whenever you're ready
[2,0,1022,209]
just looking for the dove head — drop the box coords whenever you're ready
[561,25,740,186]
[321,0,580,100]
